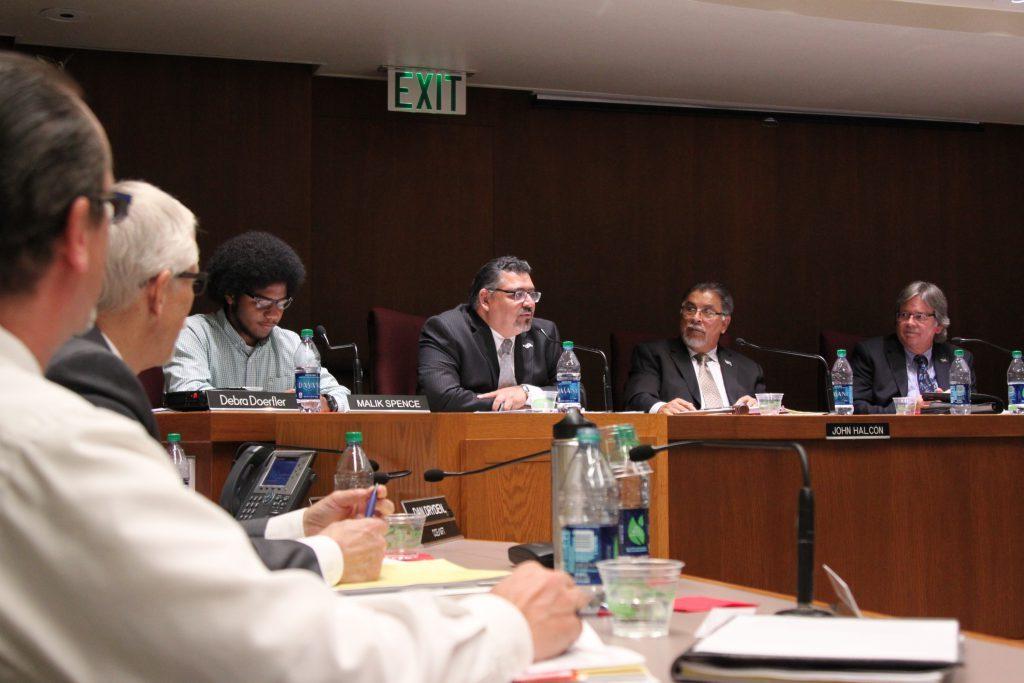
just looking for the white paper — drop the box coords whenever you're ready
[693,606,758,639]
[521,622,646,674]
[692,615,960,664]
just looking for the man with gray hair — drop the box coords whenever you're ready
[419,255,566,411]
[46,179,391,583]
[851,280,974,414]
[624,282,764,413]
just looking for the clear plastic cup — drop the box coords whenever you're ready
[893,396,917,415]
[384,513,426,560]
[755,393,784,415]
[596,557,683,638]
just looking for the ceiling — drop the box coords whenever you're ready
[3,0,1024,123]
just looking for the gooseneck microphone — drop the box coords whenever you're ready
[423,448,551,483]
[537,326,613,411]
[951,336,1013,356]
[314,324,364,395]
[631,439,830,617]
[734,337,834,413]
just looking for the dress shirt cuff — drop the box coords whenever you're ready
[523,384,544,407]
[649,401,666,414]
[264,508,306,539]
[295,535,345,585]
[459,593,534,676]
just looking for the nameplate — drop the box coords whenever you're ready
[348,395,430,412]
[206,390,298,411]
[402,495,461,545]
[825,422,890,440]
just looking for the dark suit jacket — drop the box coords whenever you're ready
[850,334,975,414]
[624,338,766,412]
[46,327,321,575]
[418,303,564,412]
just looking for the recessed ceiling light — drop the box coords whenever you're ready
[39,8,87,23]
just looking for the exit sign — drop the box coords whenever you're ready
[387,67,466,115]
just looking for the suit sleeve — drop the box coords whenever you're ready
[851,342,892,414]
[418,315,492,412]
[623,344,663,412]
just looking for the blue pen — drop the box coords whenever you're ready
[364,484,379,517]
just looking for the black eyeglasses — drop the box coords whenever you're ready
[245,292,294,311]
[176,271,208,296]
[91,191,132,223]
[490,288,542,303]
[681,303,727,319]
[896,311,936,323]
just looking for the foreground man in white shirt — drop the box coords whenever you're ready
[0,52,584,682]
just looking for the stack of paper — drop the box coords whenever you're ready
[673,615,960,682]
[334,558,508,594]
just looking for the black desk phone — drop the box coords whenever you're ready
[219,442,317,520]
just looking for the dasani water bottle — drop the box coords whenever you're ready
[294,328,321,413]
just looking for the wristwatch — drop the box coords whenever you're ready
[520,384,531,402]
[324,394,339,412]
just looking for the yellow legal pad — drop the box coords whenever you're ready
[335,559,510,594]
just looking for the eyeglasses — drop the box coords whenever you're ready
[896,311,936,323]
[245,292,294,311]
[490,288,542,303]
[681,303,727,319]
[176,271,208,296]
[91,191,132,223]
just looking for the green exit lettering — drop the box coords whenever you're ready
[391,70,464,115]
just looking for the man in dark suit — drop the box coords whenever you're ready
[419,255,565,412]
[45,180,390,583]
[851,281,974,414]
[624,282,765,413]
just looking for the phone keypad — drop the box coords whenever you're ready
[237,491,292,519]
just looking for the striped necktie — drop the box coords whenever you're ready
[696,353,724,409]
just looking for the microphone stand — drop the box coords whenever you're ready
[315,325,364,395]
[735,337,834,413]
[631,439,831,617]
[537,327,613,411]
[951,336,1013,356]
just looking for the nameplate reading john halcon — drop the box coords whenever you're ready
[206,390,298,411]
[825,422,890,440]
[402,496,461,545]
[347,395,430,412]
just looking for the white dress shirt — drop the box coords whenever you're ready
[489,327,544,406]
[649,346,730,414]
[0,324,532,682]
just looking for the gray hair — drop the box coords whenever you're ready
[468,255,532,307]
[684,282,734,316]
[0,53,109,295]
[97,180,198,312]
[896,281,949,342]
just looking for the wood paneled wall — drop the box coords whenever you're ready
[17,46,1021,407]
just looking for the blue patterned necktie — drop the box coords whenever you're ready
[915,355,937,393]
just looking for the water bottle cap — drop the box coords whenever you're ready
[562,340,574,349]
[837,349,846,358]
[619,424,637,440]
[576,427,600,444]
[345,431,362,444]
[955,349,965,358]
[552,407,595,438]
[167,433,181,442]
[300,328,314,339]
[1014,350,1022,359]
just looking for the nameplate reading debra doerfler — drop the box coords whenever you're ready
[206,390,297,411]
[825,422,890,440]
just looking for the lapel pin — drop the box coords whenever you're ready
[523,342,533,349]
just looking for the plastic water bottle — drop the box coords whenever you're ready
[1008,350,1024,415]
[334,431,374,490]
[166,433,189,487]
[558,426,619,606]
[831,349,854,415]
[612,425,651,557]
[949,349,971,415]
[555,341,582,412]
[294,328,321,413]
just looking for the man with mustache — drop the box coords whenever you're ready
[850,280,974,414]
[419,255,566,412]
[624,282,764,414]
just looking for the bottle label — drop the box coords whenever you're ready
[561,524,617,585]
[1009,383,1024,408]
[950,383,970,406]
[832,384,853,406]
[557,380,580,404]
[619,507,650,556]
[295,371,320,400]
